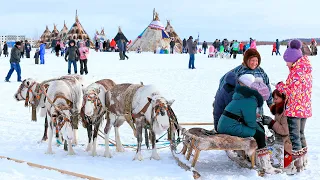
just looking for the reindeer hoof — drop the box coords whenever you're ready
[116,146,125,152]
[104,152,112,158]
[45,149,54,154]
[150,153,160,160]
[68,150,76,155]
[133,152,143,161]
[42,136,48,141]
[86,144,92,152]
[92,151,97,157]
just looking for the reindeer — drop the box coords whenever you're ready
[104,83,174,160]
[81,79,116,156]
[14,75,85,144]
[44,78,83,155]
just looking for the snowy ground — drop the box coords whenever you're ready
[0,46,319,180]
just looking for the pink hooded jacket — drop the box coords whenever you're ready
[276,56,312,118]
[79,42,89,60]
[250,40,257,49]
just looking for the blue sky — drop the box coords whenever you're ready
[0,0,319,42]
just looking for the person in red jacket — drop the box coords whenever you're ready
[239,42,244,54]
[272,43,277,55]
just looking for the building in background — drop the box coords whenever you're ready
[0,35,35,47]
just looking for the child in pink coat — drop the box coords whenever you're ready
[276,39,312,172]
[79,41,89,75]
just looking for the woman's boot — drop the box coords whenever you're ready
[292,149,304,172]
[302,147,308,170]
[256,147,282,174]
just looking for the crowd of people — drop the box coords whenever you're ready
[213,39,312,175]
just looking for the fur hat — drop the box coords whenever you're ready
[238,74,255,87]
[15,41,21,46]
[250,77,270,101]
[283,39,303,63]
[243,48,261,67]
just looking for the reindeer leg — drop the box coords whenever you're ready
[91,121,100,157]
[134,117,144,161]
[73,129,78,146]
[67,139,75,155]
[150,130,160,160]
[115,126,125,152]
[86,123,93,152]
[45,117,54,154]
[41,115,48,141]
[104,115,112,158]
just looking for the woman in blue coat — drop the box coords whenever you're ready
[218,78,281,174]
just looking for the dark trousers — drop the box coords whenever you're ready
[20,52,24,58]
[35,58,39,64]
[253,129,266,149]
[123,51,129,59]
[80,59,88,75]
[119,51,124,60]
[170,47,174,54]
[5,62,21,81]
[68,60,77,74]
[26,51,30,58]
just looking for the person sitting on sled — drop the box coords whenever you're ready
[262,89,296,174]
[218,77,282,174]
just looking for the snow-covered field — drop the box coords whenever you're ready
[0,46,319,180]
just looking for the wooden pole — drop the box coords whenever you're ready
[179,122,213,126]
[0,156,102,180]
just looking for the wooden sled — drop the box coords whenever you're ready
[173,128,260,179]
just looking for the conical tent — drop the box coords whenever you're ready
[94,28,107,43]
[58,21,69,40]
[40,25,52,44]
[165,20,182,53]
[50,24,59,40]
[65,11,92,43]
[128,10,170,52]
[114,27,128,42]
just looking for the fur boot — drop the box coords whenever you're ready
[283,161,297,175]
[256,147,282,174]
[302,147,308,170]
[292,149,304,172]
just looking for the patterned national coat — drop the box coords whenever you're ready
[217,85,264,137]
[276,56,312,118]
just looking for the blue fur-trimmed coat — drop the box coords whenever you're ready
[217,85,265,137]
[213,72,236,131]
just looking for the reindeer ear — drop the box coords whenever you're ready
[167,99,175,106]
[147,97,152,103]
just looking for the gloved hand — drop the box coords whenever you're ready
[262,115,273,125]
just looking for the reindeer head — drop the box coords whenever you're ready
[51,107,74,141]
[14,78,37,101]
[148,94,175,134]
[83,88,102,117]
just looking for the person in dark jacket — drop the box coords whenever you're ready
[117,39,125,60]
[25,41,31,58]
[65,39,80,74]
[202,41,208,54]
[5,41,22,82]
[122,40,129,60]
[276,39,281,56]
[3,41,8,57]
[20,41,25,58]
[187,36,196,69]
[55,41,61,57]
[213,72,237,131]
[182,38,187,53]
[170,38,175,54]
[51,39,57,53]
[34,49,40,64]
